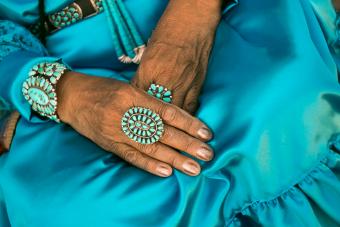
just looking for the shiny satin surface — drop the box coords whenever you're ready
[1,0,340,226]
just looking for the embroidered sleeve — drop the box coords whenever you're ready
[0,20,47,62]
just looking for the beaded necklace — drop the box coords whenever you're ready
[102,0,146,64]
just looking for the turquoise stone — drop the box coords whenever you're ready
[50,100,57,106]
[50,77,57,84]
[39,78,45,87]
[38,67,44,74]
[164,90,172,96]
[53,71,61,77]
[29,71,36,76]
[47,85,53,92]
[163,98,172,103]
[46,70,53,76]
[28,87,49,106]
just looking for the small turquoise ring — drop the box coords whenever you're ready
[147,84,172,103]
[121,107,164,145]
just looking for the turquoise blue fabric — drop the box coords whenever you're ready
[0,0,340,226]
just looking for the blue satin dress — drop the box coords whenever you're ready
[0,0,340,226]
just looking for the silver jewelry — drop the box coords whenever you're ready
[22,62,69,122]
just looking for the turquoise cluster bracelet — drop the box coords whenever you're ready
[22,62,69,122]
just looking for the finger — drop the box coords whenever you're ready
[143,96,213,141]
[110,143,173,178]
[133,142,202,176]
[160,125,214,162]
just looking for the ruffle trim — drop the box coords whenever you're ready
[227,135,340,226]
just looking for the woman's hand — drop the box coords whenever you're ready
[131,0,223,113]
[56,72,214,177]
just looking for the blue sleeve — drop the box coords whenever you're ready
[0,20,60,123]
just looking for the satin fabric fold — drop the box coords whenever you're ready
[0,0,340,226]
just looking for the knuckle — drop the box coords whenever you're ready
[163,127,174,140]
[184,138,195,152]
[144,144,159,156]
[183,116,194,131]
[184,103,198,114]
[123,149,139,163]
[169,155,178,167]
[102,141,118,152]
[141,158,152,171]
[112,83,134,102]
[162,106,177,122]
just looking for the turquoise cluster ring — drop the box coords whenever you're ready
[121,107,164,145]
[147,84,172,103]
[22,62,69,122]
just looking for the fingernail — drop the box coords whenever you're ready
[197,147,214,161]
[183,161,201,176]
[198,127,212,140]
[156,165,172,177]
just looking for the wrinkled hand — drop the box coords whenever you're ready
[131,39,214,114]
[56,72,214,177]
[131,0,222,113]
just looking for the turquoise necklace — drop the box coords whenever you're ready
[102,0,146,64]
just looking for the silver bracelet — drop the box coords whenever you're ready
[22,61,69,122]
